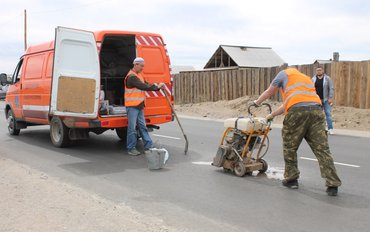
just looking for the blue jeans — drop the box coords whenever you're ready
[323,100,333,130]
[126,107,153,150]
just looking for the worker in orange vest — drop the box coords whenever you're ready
[125,57,164,156]
[253,67,341,196]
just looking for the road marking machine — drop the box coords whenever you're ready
[212,103,272,177]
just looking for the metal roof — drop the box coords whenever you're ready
[204,45,285,69]
[170,65,195,74]
[314,59,333,64]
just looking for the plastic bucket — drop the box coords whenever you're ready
[145,149,167,170]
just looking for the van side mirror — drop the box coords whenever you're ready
[0,73,9,85]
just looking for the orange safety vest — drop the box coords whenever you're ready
[282,68,321,114]
[124,70,146,107]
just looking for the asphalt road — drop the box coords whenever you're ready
[1,105,370,231]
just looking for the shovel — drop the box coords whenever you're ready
[162,89,189,155]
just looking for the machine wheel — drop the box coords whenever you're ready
[7,110,20,135]
[259,159,268,173]
[234,162,247,177]
[116,127,127,140]
[50,117,72,147]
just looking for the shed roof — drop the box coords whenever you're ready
[204,45,285,69]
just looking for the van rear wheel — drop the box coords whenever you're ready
[116,127,127,140]
[7,110,20,135]
[50,117,72,147]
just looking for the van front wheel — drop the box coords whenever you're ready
[7,110,20,135]
[50,117,72,147]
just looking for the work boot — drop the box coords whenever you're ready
[128,148,141,156]
[282,179,299,189]
[326,186,338,196]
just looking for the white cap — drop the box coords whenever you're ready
[133,57,144,65]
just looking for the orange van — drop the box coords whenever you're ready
[4,27,173,147]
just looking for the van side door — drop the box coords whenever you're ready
[50,27,100,119]
[21,53,49,120]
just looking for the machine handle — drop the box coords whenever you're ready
[248,103,272,115]
[262,103,272,114]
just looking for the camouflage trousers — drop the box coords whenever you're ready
[282,106,342,187]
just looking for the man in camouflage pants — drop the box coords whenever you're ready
[254,67,341,196]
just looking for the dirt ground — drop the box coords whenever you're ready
[175,96,370,131]
[0,156,178,232]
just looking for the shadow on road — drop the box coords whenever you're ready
[299,187,370,209]
[3,127,197,177]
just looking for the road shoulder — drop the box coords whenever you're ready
[0,155,177,232]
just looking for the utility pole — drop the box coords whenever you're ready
[24,9,27,51]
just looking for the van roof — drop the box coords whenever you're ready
[24,30,163,55]
[94,30,161,42]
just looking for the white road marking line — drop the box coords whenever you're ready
[192,162,285,180]
[152,134,181,140]
[192,161,212,165]
[264,167,285,180]
[300,157,360,168]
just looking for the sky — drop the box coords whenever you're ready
[0,0,369,73]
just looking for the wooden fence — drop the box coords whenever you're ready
[173,61,370,109]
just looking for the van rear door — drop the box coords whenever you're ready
[50,27,100,118]
[136,35,172,117]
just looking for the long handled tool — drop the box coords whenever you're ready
[163,90,189,155]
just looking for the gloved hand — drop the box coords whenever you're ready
[266,113,274,122]
[157,83,165,89]
[251,100,261,107]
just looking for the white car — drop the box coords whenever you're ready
[0,84,8,100]
[0,73,9,100]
